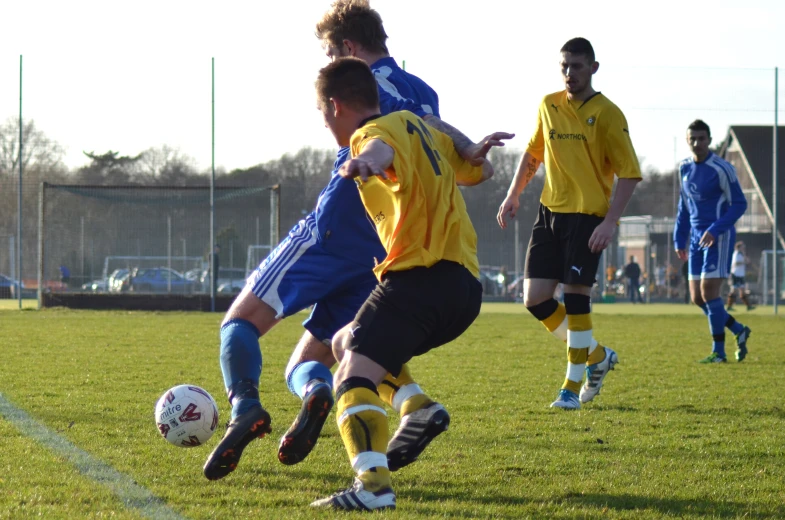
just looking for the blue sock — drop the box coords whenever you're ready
[219,319,262,419]
[705,298,727,358]
[725,314,744,335]
[286,361,333,399]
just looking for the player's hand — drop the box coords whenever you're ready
[675,249,688,261]
[464,132,516,166]
[588,219,616,253]
[339,157,388,182]
[496,193,519,229]
[699,230,715,248]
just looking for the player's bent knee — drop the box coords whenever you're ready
[221,287,279,335]
[284,332,336,377]
[331,327,352,364]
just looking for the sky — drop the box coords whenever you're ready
[1,0,784,175]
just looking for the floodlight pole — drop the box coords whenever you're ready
[210,57,216,312]
[17,55,23,309]
[773,67,779,315]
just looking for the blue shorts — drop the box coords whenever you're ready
[247,217,378,343]
[688,229,734,280]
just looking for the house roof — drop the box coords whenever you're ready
[724,125,785,239]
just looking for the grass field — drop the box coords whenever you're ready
[1,304,784,519]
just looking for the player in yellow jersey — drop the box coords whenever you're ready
[309,57,494,511]
[497,37,642,410]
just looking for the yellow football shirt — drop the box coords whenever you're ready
[526,91,642,217]
[350,111,481,280]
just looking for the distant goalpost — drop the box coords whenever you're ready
[38,183,281,310]
[759,250,785,305]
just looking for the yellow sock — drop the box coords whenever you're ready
[587,344,607,365]
[336,386,391,492]
[378,364,434,417]
[563,313,592,392]
[541,302,568,341]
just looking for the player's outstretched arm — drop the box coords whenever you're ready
[496,152,541,229]
[423,115,514,166]
[338,139,394,182]
[588,178,641,253]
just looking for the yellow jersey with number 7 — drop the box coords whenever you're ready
[349,111,481,281]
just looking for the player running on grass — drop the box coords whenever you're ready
[674,119,751,363]
[310,56,486,511]
[203,0,512,480]
[497,37,641,410]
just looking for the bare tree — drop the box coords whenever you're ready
[0,117,66,176]
[139,145,198,185]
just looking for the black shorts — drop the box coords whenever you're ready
[524,204,603,286]
[731,275,745,288]
[347,260,483,377]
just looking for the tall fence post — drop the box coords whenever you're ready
[38,182,46,310]
[773,67,779,314]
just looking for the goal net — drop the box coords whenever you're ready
[245,245,273,275]
[39,183,280,308]
[758,249,785,305]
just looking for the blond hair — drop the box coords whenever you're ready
[316,0,389,54]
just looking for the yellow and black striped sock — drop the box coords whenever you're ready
[526,298,568,341]
[378,364,434,417]
[528,297,605,367]
[335,377,391,492]
[563,294,593,394]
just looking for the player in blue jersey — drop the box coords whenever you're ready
[202,0,512,481]
[674,119,751,363]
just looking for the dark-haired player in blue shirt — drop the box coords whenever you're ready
[674,119,751,364]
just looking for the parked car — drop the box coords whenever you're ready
[199,267,248,293]
[127,267,195,293]
[81,279,109,292]
[108,269,131,293]
[184,268,203,282]
[217,280,245,294]
[0,274,23,299]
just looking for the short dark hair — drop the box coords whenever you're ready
[316,57,380,112]
[687,119,711,138]
[560,37,595,62]
[316,0,389,55]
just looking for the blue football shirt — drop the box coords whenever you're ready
[673,152,747,249]
[313,56,442,267]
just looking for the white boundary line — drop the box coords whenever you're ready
[0,392,190,520]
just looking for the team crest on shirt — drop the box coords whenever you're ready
[586,116,596,126]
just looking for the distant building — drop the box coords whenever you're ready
[719,125,785,249]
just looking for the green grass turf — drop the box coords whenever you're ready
[1,305,783,519]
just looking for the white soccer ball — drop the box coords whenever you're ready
[154,384,219,448]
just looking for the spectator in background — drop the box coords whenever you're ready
[681,261,690,304]
[727,241,754,311]
[655,264,666,295]
[59,264,71,287]
[624,255,643,303]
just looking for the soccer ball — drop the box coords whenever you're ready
[154,385,219,448]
